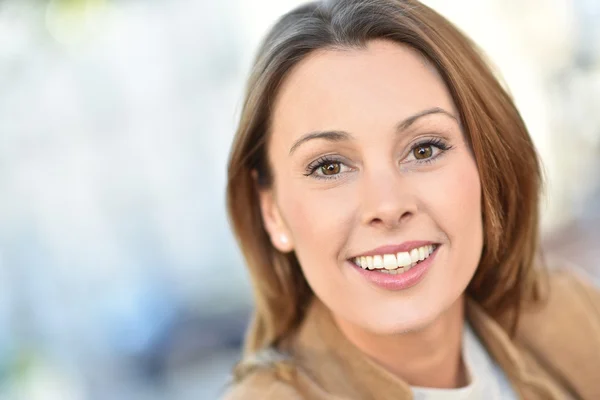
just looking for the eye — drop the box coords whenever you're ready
[404,138,451,164]
[305,156,352,179]
[320,162,341,175]
[413,144,434,160]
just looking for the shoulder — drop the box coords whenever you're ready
[516,265,600,354]
[519,264,600,331]
[515,265,600,397]
[221,348,305,400]
[536,264,599,317]
[222,369,304,400]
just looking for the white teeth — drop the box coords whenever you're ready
[396,251,411,268]
[382,268,402,275]
[409,248,420,264]
[383,254,397,270]
[353,245,436,272]
[373,255,383,269]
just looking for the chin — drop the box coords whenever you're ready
[356,295,455,336]
[369,311,439,336]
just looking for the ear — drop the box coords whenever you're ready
[255,174,294,253]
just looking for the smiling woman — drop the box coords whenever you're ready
[224,1,600,399]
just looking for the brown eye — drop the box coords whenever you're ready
[413,144,433,160]
[320,162,341,175]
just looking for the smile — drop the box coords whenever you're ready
[351,244,438,275]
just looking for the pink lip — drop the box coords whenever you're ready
[348,245,440,291]
[350,240,437,258]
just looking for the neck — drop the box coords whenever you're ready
[335,296,467,389]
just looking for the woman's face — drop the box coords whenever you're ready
[260,40,483,334]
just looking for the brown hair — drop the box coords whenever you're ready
[226,0,543,360]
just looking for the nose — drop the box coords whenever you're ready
[360,167,417,230]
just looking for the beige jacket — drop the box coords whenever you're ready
[224,269,600,399]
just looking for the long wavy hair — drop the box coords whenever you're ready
[226,0,543,366]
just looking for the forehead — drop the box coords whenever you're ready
[271,40,457,140]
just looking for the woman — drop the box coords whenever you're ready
[224,0,600,398]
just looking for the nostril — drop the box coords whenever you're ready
[362,193,418,227]
[399,211,413,222]
[368,211,412,228]
[369,217,388,228]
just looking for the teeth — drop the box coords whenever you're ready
[396,251,411,267]
[383,254,397,270]
[409,248,420,264]
[353,245,437,272]
[373,255,383,269]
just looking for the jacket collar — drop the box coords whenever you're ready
[288,297,566,399]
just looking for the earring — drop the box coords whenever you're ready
[280,234,288,245]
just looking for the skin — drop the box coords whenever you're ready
[259,40,483,388]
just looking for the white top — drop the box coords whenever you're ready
[411,323,518,400]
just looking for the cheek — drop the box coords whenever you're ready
[277,182,358,294]
[419,154,482,236]
[452,157,482,236]
[277,180,357,260]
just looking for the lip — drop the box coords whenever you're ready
[348,244,440,291]
[349,240,437,258]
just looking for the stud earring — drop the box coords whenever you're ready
[280,234,288,245]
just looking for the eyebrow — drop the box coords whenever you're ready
[395,107,458,132]
[288,107,458,155]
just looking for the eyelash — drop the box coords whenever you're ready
[407,137,452,164]
[304,137,452,179]
[304,155,347,179]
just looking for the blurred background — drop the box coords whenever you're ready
[0,0,598,399]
